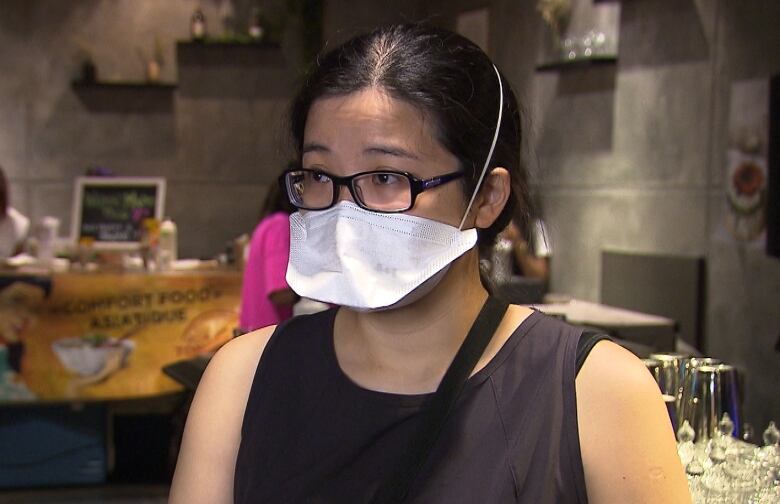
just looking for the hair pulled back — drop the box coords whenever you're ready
[290,23,530,250]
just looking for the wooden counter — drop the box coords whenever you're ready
[0,267,241,403]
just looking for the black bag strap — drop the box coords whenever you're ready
[370,296,509,504]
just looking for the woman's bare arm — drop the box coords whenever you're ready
[576,341,691,503]
[169,326,276,504]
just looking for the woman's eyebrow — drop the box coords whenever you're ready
[364,145,419,160]
[302,142,330,154]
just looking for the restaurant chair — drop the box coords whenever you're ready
[600,249,706,353]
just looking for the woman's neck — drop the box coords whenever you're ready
[333,249,491,394]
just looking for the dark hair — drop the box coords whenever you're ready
[259,162,296,221]
[0,164,7,220]
[289,24,530,251]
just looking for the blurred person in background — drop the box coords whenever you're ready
[0,164,29,258]
[238,170,297,332]
[500,212,551,283]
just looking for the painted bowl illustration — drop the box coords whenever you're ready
[52,335,135,377]
[181,309,237,354]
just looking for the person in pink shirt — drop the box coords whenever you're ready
[239,179,297,331]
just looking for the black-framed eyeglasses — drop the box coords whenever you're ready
[278,168,464,213]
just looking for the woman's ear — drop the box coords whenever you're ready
[474,167,510,229]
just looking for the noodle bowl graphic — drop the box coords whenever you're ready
[52,335,135,377]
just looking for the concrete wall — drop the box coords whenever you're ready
[478,0,780,429]
[0,0,302,259]
[703,0,780,436]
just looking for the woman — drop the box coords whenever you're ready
[0,165,29,259]
[238,175,297,332]
[170,25,690,503]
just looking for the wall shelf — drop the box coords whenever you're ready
[71,80,178,91]
[71,80,176,113]
[70,40,286,109]
[535,55,618,72]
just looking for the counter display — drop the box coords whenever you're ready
[0,269,241,402]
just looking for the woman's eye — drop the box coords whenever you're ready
[372,173,402,185]
[310,172,331,184]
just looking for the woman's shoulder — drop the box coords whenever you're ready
[574,339,666,416]
[576,339,650,389]
[474,306,574,379]
[229,310,336,371]
[203,326,278,400]
[189,313,331,427]
[219,325,278,356]
[492,308,612,382]
[575,341,691,502]
[506,307,583,346]
[169,325,277,503]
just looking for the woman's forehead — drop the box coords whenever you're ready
[304,88,442,157]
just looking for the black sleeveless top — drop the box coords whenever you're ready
[234,309,602,503]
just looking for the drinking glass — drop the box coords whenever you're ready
[679,364,742,442]
[649,353,691,421]
[715,364,742,436]
[663,394,678,433]
[648,352,688,398]
[680,357,722,399]
[642,358,662,386]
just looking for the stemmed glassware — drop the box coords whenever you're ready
[648,353,778,501]
[680,414,780,503]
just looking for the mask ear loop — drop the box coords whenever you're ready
[458,64,505,231]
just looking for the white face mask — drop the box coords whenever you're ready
[286,65,505,311]
[287,202,478,310]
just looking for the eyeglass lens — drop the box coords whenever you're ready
[286,170,413,212]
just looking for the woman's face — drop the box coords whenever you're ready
[302,87,469,227]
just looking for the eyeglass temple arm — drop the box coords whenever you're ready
[421,172,464,190]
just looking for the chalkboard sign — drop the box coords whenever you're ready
[70,177,166,249]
